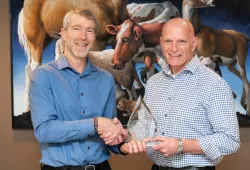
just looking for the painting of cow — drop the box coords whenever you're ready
[10,0,250,128]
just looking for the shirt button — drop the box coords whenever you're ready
[82,111,85,114]
[162,133,165,135]
[81,93,84,96]
[88,146,90,150]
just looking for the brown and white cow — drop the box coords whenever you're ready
[183,0,250,115]
[106,1,179,73]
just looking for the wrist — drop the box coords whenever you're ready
[176,138,184,154]
[94,117,98,132]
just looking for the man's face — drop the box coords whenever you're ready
[61,15,96,59]
[160,22,197,74]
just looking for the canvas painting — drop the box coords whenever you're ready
[10,0,250,128]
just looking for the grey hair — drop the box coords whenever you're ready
[63,9,98,32]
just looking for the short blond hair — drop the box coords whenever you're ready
[63,9,98,32]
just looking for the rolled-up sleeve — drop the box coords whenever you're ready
[198,79,240,160]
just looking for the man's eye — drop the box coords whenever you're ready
[87,29,94,32]
[179,40,186,44]
[164,40,172,44]
[73,27,80,31]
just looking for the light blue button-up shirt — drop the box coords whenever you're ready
[29,55,119,167]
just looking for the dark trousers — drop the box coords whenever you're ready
[41,160,111,170]
[152,164,215,170]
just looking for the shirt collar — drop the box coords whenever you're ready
[57,54,97,73]
[163,55,200,76]
[57,55,69,70]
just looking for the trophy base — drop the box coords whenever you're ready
[146,141,160,147]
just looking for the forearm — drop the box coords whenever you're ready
[33,118,96,143]
[182,126,240,159]
[198,132,240,160]
[182,139,203,154]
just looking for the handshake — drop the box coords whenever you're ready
[96,117,127,145]
[96,117,147,154]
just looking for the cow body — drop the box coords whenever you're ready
[127,1,179,24]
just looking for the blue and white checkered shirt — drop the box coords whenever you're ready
[140,56,240,168]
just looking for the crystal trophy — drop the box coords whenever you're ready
[123,96,158,147]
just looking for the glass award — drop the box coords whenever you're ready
[123,96,159,147]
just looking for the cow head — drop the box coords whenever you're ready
[106,19,143,70]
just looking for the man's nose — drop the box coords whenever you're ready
[171,43,178,52]
[79,31,87,39]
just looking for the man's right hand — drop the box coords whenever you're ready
[97,117,127,145]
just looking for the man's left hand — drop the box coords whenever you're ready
[151,136,178,157]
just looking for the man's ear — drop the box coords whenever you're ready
[192,37,198,51]
[61,28,66,41]
[160,36,163,46]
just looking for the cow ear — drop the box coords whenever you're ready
[106,25,119,35]
[50,31,62,39]
[213,57,222,64]
[199,56,205,62]
[133,25,142,41]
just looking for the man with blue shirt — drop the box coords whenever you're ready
[115,18,240,170]
[29,9,127,170]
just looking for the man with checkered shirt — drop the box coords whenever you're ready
[102,18,240,170]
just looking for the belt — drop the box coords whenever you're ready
[41,160,109,170]
[153,164,215,170]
